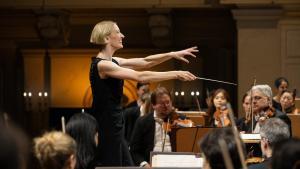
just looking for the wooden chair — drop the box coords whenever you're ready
[287,114,300,138]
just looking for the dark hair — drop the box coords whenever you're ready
[200,127,246,169]
[242,93,249,103]
[274,77,289,89]
[0,124,29,169]
[136,82,149,89]
[272,138,300,169]
[150,87,171,105]
[66,113,99,169]
[281,89,297,100]
[206,89,230,125]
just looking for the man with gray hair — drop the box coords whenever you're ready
[249,118,290,169]
[250,84,291,133]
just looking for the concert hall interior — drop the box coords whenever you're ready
[0,1,300,169]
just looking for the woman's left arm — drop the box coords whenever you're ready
[114,46,198,70]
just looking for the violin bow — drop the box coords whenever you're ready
[195,96,202,112]
[196,76,237,86]
[226,103,248,169]
[250,77,257,133]
[61,116,66,133]
[218,139,234,169]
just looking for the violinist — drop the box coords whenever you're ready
[250,85,291,133]
[207,88,232,127]
[130,87,192,167]
[237,93,252,132]
[272,77,289,111]
[280,89,299,114]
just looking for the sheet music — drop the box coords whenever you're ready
[151,153,203,167]
[240,133,261,140]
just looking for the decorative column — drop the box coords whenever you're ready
[232,9,282,115]
[279,5,300,95]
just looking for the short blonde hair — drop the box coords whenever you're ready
[34,131,76,169]
[90,20,116,45]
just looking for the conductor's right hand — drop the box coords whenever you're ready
[175,71,197,81]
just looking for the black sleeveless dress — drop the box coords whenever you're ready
[90,57,133,166]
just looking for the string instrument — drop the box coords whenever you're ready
[213,105,231,127]
[161,108,194,152]
[256,107,275,124]
[162,109,194,133]
[245,157,263,165]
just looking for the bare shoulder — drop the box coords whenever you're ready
[113,57,126,65]
[97,59,119,72]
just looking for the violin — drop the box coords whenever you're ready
[162,109,194,132]
[257,106,275,124]
[213,105,231,127]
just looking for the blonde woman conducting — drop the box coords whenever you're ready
[89,20,198,166]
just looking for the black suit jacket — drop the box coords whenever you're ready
[129,112,155,165]
[238,108,291,134]
[123,106,141,144]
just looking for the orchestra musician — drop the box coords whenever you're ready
[130,87,193,168]
[272,77,289,111]
[280,89,299,114]
[237,93,252,132]
[249,85,291,133]
[248,118,290,169]
[206,88,232,127]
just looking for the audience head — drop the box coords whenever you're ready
[259,118,290,158]
[200,127,246,169]
[151,87,173,119]
[274,77,289,95]
[34,131,77,169]
[66,113,99,169]
[0,125,29,169]
[280,89,297,111]
[272,138,300,169]
[251,85,273,113]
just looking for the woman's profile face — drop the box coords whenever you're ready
[106,24,125,50]
[243,95,251,113]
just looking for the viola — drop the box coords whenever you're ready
[213,105,231,127]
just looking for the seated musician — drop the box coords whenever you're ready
[248,118,290,169]
[272,77,289,111]
[200,127,246,169]
[130,87,192,167]
[250,85,291,133]
[280,89,299,114]
[206,88,232,127]
[237,93,252,132]
[124,92,151,144]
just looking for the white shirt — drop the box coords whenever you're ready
[153,111,172,152]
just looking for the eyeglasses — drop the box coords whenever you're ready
[252,96,267,101]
